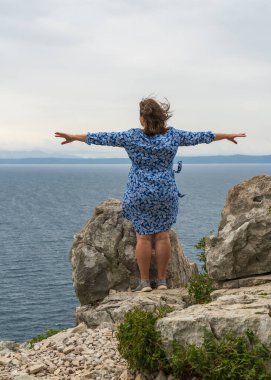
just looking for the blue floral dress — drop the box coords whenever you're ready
[85,126,215,235]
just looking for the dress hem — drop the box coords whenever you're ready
[121,214,176,235]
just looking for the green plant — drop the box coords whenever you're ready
[115,305,174,375]
[194,230,214,273]
[169,339,197,379]
[187,273,216,304]
[194,234,206,273]
[28,328,65,349]
[187,231,216,304]
[170,327,271,380]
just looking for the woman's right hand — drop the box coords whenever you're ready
[54,132,75,145]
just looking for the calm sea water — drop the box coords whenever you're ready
[0,164,270,343]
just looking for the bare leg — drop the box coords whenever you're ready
[135,233,154,280]
[154,230,171,280]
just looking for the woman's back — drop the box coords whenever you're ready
[125,126,178,171]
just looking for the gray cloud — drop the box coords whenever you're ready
[0,0,270,156]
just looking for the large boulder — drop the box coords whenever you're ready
[69,198,198,305]
[205,175,271,287]
[155,283,271,354]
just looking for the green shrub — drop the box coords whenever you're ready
[194,235,209,273]
[187,273,216,304]
[187,232,216,304]
[169,339,196,379]
[115,305,174,375]
[28,328,65,349]
[170,327,271,380]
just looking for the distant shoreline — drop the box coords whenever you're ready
[0,155,270,164]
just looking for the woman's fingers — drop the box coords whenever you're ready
[228,133,247,144]
[55,132,72,144]
[228,137,237,144]
[55,132,67,138]
[237,133,246,137]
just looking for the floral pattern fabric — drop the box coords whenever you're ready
[85,126,215,235]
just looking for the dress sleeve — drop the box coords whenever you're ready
[173,128,216,146]
[85,129,133,148]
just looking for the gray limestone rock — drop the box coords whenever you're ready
[75,288,188,329]
[69,198,198,305]
[155,283,271,355]
[205,174,271,284]
[210,282,271,301]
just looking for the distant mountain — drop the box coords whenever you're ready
[0,155,270,164]
[181,155,271,164]
[0,150,76,159]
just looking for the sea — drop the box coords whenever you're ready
[0,163,270,343]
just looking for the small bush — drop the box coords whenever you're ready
[115,305,174,375]
[28,328,65,349]
[187,273,216,304]
[170,327,271,380]
[187,232,216,304]
[194,235,208,273]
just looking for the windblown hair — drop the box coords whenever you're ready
[139,97,173,136]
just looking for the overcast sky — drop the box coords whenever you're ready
[0,0,270,157]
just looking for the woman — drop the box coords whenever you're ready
[55,97,246,292]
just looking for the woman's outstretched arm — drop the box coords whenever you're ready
[213,133,246,144]
[174,128,247,146]
[54,130,134,147]
[54,132,86,144]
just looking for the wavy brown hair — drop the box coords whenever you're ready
[139,97,173,136]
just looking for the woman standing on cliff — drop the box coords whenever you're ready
[55,97,246,292]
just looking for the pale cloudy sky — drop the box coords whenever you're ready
[0,0,270,158]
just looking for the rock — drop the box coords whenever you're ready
[119,369,130,380]
[155,370,168,379]
[135,374,146,380]
[63,346,74,354]
[69,198,198,305]
[54,367,61,375]
[0,340,20,352]
[155,283,271,356]
[216,274,271,289]
[76,288,187,328]
[28,363,46,374]
[210,282,271,301]
[70,322,88,334]
[205,175,271,286]
[16,377,43,380]
[0,355,12,365]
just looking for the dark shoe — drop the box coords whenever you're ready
[156,278,168,290]
[132,279,152,292]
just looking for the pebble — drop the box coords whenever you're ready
[28,363,46,374]
[0,323,178,380]
[0,323,132,380]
